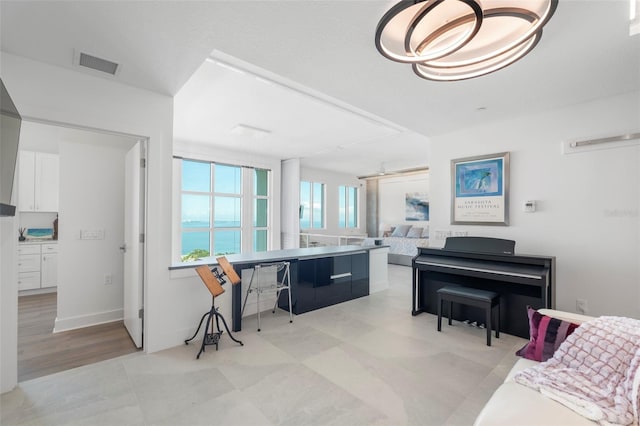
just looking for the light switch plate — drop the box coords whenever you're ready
[80,229,105,240]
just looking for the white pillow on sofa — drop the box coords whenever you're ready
[391,224,412,237]
[406,227,423,238]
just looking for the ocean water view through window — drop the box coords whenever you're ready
[180,159,270,261]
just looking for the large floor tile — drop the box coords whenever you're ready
[1,264,525,426]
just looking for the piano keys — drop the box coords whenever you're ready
[412,237,555,339]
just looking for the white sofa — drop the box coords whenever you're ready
[474,309,596,426]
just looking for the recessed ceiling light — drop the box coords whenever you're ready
[230,124,271,138]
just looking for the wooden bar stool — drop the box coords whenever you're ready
[437,286,500,346]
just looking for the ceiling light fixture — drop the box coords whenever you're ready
[375,0,558,81]
[230,124,271,139]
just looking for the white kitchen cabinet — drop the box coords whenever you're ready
[18,244,41,291]
[18,151,35,212]
[17,272,41,291]
[17,243,58,291]
[17,253,40,273]
[41,244,58,288]
[18,151,59,212]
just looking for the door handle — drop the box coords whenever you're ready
[120,244,127,253]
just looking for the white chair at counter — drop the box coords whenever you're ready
[241,261,293,331]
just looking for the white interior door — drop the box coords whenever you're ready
[123,141,144,348]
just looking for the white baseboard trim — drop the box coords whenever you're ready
[53,309,123,333]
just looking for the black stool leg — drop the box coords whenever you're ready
[495,302,500,338]
[485,302,491,346]
[437,296,442,332]
[448,301,453,326]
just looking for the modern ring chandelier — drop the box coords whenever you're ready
[375,0,558,81]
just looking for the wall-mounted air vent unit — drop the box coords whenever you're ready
[74,50,120,76]
[562,132,640,154]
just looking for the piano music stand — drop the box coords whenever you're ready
[184,257,243,359]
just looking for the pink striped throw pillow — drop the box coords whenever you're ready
[516,306,580,362]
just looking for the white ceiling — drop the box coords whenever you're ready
[2,1,639,176]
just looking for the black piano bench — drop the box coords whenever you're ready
[436,286,500,346]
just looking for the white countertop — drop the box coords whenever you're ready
[169,244,389,270]
[19,239,58,244]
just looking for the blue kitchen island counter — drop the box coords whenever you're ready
[170,245,388,332]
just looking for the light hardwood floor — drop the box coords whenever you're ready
[18,292,139,382]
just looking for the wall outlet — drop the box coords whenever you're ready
[104,274,113,285]
[576,298,588,314]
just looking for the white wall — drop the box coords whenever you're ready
[300,166,367,236]
[378,172,430,235]
[0,215,18,392]
[55,140,131,331]
[1,51,176,392]
[429,91,640,318]
[18,121,60,153]
[18,212,57,232]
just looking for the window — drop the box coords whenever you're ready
[338,185,358,228]
[253,168,269,252]
[213,164,242,256]
[300,181,325,229]
[180,159,270,261]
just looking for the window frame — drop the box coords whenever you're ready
[252,167,270,252]
[176,158,272,261]
[338,184,359,229]
[299,180,325,230]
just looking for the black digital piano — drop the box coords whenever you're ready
[412,237,555,339]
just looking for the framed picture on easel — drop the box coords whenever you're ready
[451,152,509,226]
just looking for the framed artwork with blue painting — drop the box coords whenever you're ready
[405,192,429,221]
[451,152,509,225]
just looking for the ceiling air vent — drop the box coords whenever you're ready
[77,52,119,75]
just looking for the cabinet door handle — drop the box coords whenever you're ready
[330,272,352,280]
